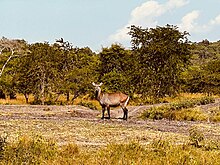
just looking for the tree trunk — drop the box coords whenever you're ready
[40,71,46,105]
[55,93,61,102]
[71,91,79,101]
[24,93,29,104]
[66,92,70,102]
[0,90,6,99]
[9,92,16,99]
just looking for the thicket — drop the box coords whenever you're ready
[0,134,220,164]
[0,25,219,105]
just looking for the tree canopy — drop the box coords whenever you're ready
[0,25,219,104]
[129,25,191,97]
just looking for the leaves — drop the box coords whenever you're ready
[0,26,219,103]
[129,25,191,97]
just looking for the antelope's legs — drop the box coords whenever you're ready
[107,106,110,119]
[101,106,106,119]
[122,107,128,120]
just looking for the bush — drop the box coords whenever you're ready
[96,142,147,165]
[208,106,220,122]
[141,96,215,121]
[78,101,98,110]
[142,106,167,120]
[189,126,204,147]
[2,135,57,164]
[0,134,7,160]
[195,96,215,105]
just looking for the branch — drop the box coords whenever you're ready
[0,47,5,54]
[0,55,13,77]
[0,49,20,77]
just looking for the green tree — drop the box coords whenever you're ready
[98,44,134,94]
[181,41,220,95]
[183,60,220,95]
[14,42,60,104]
[52,39,99,102]
[67,47,99,100]
[129,25,191,97]
[0,37,28,99]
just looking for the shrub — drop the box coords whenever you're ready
[141,96,215,121]
[203,139,220,151]
[197,96,215,105]
[78,101,98,110]
[96,142,147,165]
[141,106,167,120]
[2,135,57,164]
[209,106,220,122]
[0,134,7,160]
[189,126,204,147]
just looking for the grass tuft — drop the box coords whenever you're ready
[141,96,216,121]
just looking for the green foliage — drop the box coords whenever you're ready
[98,44,134,94]
[182,41,220,95]
[0,31,220,104]
[12,40,99,104]
[78,101,98,110]
[141,96,215,121]
[129,24,191,97]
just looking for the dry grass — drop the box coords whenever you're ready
[0,119,188,148]
[1,133,220,165]
[0,93,219,164]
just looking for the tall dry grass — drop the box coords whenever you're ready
[0,134,220,165]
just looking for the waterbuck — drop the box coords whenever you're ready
[92,82,130,120]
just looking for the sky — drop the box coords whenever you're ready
[0,0,220,51]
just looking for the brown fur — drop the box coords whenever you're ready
[92,82,129,120]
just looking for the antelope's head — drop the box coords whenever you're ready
[92,82,103,91]
[92,82,103,98]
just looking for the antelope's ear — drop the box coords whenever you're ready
[99,82,103,86]
[92,82,96,86]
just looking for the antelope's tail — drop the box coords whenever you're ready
[124,96,130,107]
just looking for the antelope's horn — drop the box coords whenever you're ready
[92,82,96,86]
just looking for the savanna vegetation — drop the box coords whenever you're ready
[0,131,220,165]
[0,24,219,105]
[0,24,220,164]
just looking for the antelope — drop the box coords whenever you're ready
[92,82,130,120]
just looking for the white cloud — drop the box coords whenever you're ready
[108,0,220,45]
[166,0,189,9]
[211,14,220,25]
[178,11,220,36]
[129,1,163,25]
[178,10,200,32]
[109,0,189,43]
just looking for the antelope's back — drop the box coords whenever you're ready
[103,92,129,106]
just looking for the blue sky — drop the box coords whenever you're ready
[0,0,220,51]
